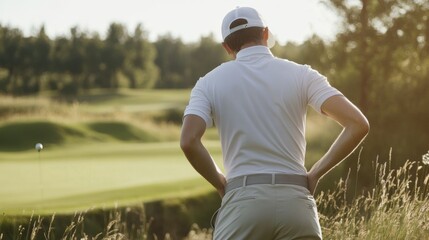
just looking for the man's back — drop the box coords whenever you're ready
[188,46,340,179]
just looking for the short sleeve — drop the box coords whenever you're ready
[302,65,343,113]
[184,78,213,128]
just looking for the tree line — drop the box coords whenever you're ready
[0,23,230,95]
[0,0,428,190]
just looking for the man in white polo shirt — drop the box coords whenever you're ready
[180,6,369,240]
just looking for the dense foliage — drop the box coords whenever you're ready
[322,0,429,190]
[0,24,228,95]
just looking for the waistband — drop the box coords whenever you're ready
[225,173,308,194]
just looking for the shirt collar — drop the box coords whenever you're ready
[236,45,274,60]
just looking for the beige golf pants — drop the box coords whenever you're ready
[213,184,322,240]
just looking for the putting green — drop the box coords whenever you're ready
[0,140,222,216]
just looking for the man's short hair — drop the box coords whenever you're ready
[224,18,264,53]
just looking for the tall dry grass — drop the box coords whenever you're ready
[318,152,429,239]
[0,206,212,240]
[0,95,80,122]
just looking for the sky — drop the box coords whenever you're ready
[0,0,340,45]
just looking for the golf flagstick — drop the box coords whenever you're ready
[35,143,44,202]
[38,148,44,201]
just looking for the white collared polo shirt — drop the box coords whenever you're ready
[184,46,342,179]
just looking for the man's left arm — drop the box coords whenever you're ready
[180,114,226,197]
[307,95,369,194]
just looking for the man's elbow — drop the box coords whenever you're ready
[355,117,370,139]
[180,138,191,153]
[180,134,198,153]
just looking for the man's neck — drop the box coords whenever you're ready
[230,42,267,59]
[240,41,265,51]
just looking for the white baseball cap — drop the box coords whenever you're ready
[221,6,276,48]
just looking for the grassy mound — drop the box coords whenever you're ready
[0,120,158,151]
[0,121,86,151]
[85,121,157,142]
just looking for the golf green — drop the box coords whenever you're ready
[0,141,222,215]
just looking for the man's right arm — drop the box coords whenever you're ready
[307,95,369,194]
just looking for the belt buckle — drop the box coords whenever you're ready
[243,175,248,187]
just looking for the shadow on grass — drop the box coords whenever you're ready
[86,121,157,142]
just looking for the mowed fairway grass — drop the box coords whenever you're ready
[0,140,222,216]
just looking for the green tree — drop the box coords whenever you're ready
[30,26,51,93]
[154,34,190,88]
[272,35,330,74]
[189,34,229,86]
[0,25,23,93]
[124,24,159,88]
[50,27,84,95]
[68,27,85,84]
[325,0,429,189]
[13,34,35,94]
[102,23,127,88]
[82,33,104,89]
